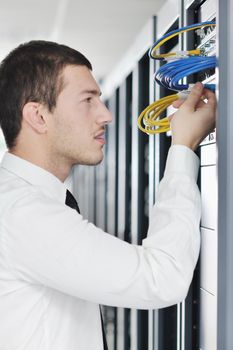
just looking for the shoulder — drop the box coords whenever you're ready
[0,167,62,219]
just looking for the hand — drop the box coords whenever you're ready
[169,82,216,151]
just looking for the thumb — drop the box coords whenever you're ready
[182,82,204,111]
[167,112,175,122]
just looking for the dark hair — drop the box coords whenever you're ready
[0,40,92,148]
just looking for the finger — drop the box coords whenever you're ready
[195,100,207,109]
[167,112,175,121]
[174,95,206,110]
[202,88,217,108]
[172,99,185,109]
[182,82,204,111]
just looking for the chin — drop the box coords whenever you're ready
[77,153,104,166]
[91,150,104,165]
[90,156,104,166]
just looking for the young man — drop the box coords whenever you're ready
[0,41,216,350]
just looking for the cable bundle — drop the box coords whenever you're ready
[149,21,216,60]
[138,21,216,134]
[138,94,179,134]
[155,56,216,92]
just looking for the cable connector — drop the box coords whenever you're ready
[165,51,190,60]
[177,90,190,99]
[196,28,206,39]
[177,83,206,97]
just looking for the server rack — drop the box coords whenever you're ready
[217,0,233,348]
[105,90,119,350]
[117,74,132,350]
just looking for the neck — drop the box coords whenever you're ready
[10,146,72,183]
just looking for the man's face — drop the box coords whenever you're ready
[46,65,112,166]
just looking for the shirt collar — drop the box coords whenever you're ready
[0,152,68,204]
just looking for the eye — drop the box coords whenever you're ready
[85,97,92,103]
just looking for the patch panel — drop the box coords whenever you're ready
[198,26,216,56]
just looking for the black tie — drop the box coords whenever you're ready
[65,189,81,213]
[65,189,108,350]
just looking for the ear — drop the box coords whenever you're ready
[22,102,48,134]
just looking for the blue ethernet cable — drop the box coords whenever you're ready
[154,56,216,91]
[149,21,216,60]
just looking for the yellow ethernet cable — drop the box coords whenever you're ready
[137,94,179,134]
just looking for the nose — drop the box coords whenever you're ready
[96,101,113,125]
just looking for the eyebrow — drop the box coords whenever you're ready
[80,89,102,96]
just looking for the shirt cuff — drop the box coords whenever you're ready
[164,145,200,181]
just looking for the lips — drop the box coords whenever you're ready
[94,131,106,144]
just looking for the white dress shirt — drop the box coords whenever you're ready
[0,145,200,350]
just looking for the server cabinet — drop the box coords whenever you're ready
[104,90,119,350]
[217,0,233,348]
[185,2,217,350]
[130,56,149,350]
[115,74,133,350]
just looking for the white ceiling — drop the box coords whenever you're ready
[0,0,165,82]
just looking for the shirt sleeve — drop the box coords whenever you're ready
[2,145,201,310]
